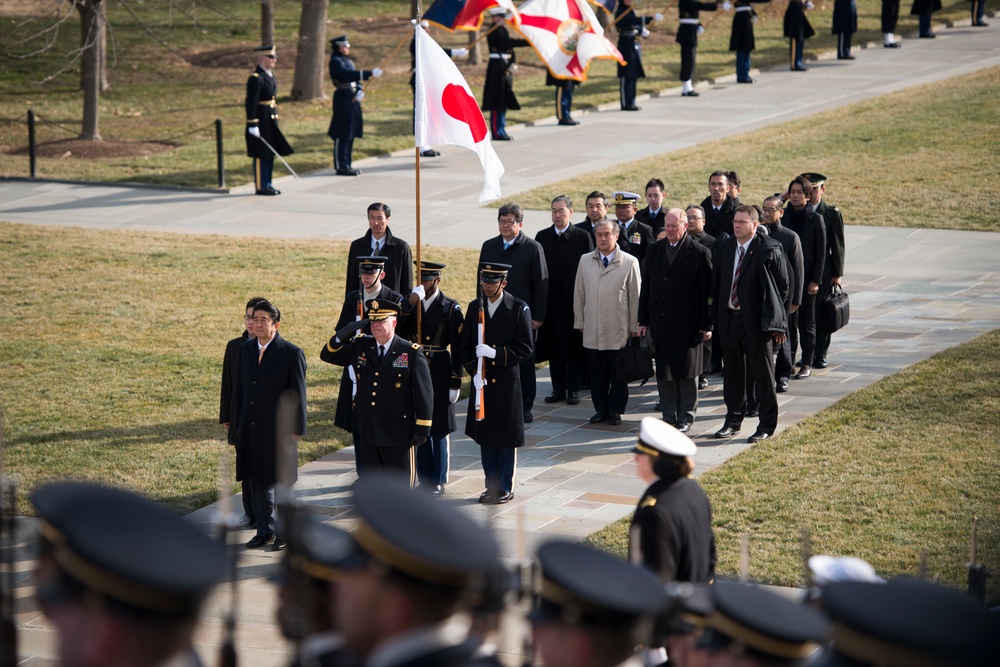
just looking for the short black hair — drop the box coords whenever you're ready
[708,170,729,184]
[498,202,523,223]
[367,202,391,217]
[551,194,573,209]
[245,296,268,311]
[685,204,705,218]
[788,175,814,199]
[585,190,607,205]
[253,300,280,323]
[726,171,741,190]
[644,178,664,192]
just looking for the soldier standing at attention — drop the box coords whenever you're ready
[245,45,293,196]
[676,0,728,97]
[483,8,529,141]
[615,0,663,111]
[328,35,382,176]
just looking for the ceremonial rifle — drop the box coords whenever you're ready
[475,270,486,422]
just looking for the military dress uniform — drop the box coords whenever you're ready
[730,0,770,83]
[615,2,653,110]
[783,0,815,71]
[546,71,579,125]
[676,0,722,96]
[482,14,529,140]
[832,0,858,58]
[802,173,845,368]
[245,46,293,195]
[328,35,378,176]
[910,0,942,37]
[613,192,656,268]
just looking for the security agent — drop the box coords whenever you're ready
[31,481,227,667]
[328,34,383,176]
[530,540,667,667]
[334,474,502,667]
[245,45,294,196]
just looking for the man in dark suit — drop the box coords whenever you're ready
[461,263,534,504]
[783,175,826,379]
[730,0,770,83]
[762,196,804,393]
[344,202,413,296]
[327,34,382,176]
[536,195,594,406]
[322,299,432,484]
[479,202,547,423]
[220,296,267,528]
[245,45,293,196]
[710,206,788,443]
[700,171,737,239]
[612,191,656,267]
[233,300,307,549]
[802,172,846,369]
[636,178,667,234]
[639,209,713,432]
[576,190,627,247]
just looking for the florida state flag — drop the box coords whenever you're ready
[515,0,625,81]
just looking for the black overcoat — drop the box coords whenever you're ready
[620,219,656,267]
[245,65,293,159]
[700,195,737,238]
[910,0,942,15]
[832,0,858,33]
[782,203,826,287]
[344,228,414,297]
[534,224,593,364]
[220,331,249,445]
[615,4,649,79]
[482,26,527,111]
[676,0,720,47]
[784,0,816,40]
[730,0,770,51]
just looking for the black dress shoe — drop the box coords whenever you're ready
[523,410,533,423]
[496,491,513,504]
[748,431,771,443]
[654,401,661,411]
[420,149,441,157]
[621,105,642,111]
[682,89,700,97]
[272,537,287,551]
[677,423,692,433]
[745,408,759,418]
[544,392,566,404]
[431,484,444,497]
[776,377,789,393]
[814,358,828,369]
[838,55,856,60]
[558,118,580,126]
[567,391,580,405]
[736,78,757,83]
[255,186,280,196]
[884,41,902,48]
[715,426,740,438]
[608,414,622,426]
[792,65,810,71]
[336,168,361,176]
[698,376,709,390]
[246,533,274,549]
[919,32,936,38]
[973,20,989,26]
[589,412,608,424]
[492,134,514,141]
[795,365,812,379]
[479,490,498,504]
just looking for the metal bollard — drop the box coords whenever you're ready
[28,110,37,178]
[215,118,225,189]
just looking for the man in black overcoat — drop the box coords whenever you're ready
[245,46,293,196]
[783,0,815,71]
[328,34,382,176]
[482,9,528,140]
[638,209,713,432]
[762,196,804,393]
[234,300,307,549]
[701,170,737,238]
[832,0,858,59]
[461,264,533,504]
[343,202,413,297]
[783,175,826,379]
[535,195,594,406]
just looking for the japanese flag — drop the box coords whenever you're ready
[414,25,505,203]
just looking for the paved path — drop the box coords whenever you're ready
[3,21,999,667]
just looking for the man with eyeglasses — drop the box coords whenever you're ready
[233,300,307,550]
[245,46,293,196]
[761,196,804,393]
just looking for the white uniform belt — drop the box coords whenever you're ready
[679,18,700,24]
[489,53,512,60]
[736,6,754,11]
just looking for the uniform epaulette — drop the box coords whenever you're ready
[411,343,420,350]
[639,496,657,509]
[250,72,259,78]
[833,206,840,211]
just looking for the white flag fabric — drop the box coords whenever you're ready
[414,25,504,202]
[516,0,625,81]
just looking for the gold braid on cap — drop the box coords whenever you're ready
[707,610,822,660]
[353,520,472,587]
[832,623,961,667]
[634,440,662,457]
[288,554,343,583]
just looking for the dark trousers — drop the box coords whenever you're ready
[815,280,834,363]
[481,447,516,493]
[881,0,900,32]
[657,376,698,426]
[247,479,274,539]
[918,12,933,35]
[520,350,537,412]
[490,109,508,139]
[736,50,752,82]
[789,38,805,69]
[837,32,853,58]
[334,136,354,171]
[554,81,575,121]
[619,77,638,109]
[720,313,778,434]
[549,359,584,396]
[252,156,274,191]
[240,480,254,523]
[774,324,794,380]
[360,442,415,486]
[789,292,817,367]
[588,348,628,416]
[352,429,363,474]
[416,435,450,486]
[972,0,986,22]
[680,44,696,81]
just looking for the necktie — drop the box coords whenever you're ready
[503,241,511,251]
[602,256,609,268]
[378,345,385,363]
[730,245,746,309]
[258,346,265,364]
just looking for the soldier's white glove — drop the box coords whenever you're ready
[411,285,426,300]
[697,24,706,34]
[449,388,460,404]
[510,63,518,72]
[355,90,365,101]
[451,47,469,58]
[421,20,430,28]
[473,373,485,390]
[722,2,733,10]
[248,126,261,138]
[654,12,664,21]
[476,343,497,359]
[371,67,384,78]
[641,27,651,38]
[805,1,814,8]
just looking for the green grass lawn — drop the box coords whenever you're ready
[0,222,483,515]
[587,329,1000,601]
[0,0,983,189]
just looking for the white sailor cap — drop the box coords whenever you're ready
[633,417,697,458]
[809,555,885,586]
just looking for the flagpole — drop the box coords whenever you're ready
[414,16,423,343]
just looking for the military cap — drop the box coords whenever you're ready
[611,191,641,206]
[479,262,512,283]
[365,298,401,321]
[330,34,350,47]
[286,515,359,583]
[633,416,697,458]
[346,474,500,588]
[659,582,715,639]
[532,540,666,629]
[416,260,447,280]
[254,45,277,57]
[818,578,1000,666]
[489,7,508,15]
[31,481,227,616]
[808,555,884,586]
[699,581,831,661]
[357,255,388,274]
[800,172,827,187]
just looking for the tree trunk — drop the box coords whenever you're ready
[79,0,103,141]
[290,0,328,101]
[99,20,110,92]
[261,0,275,46]
[468,30,480,64]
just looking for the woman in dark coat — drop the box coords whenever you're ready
[783,0,815,71]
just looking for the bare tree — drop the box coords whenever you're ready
[290,0,329,101]
[78,0,105,140]
[261,0,274,46]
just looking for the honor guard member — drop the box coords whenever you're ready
[614,0,663,111]
[323,256,406,477]
[783,0,815,71]
[323,298,430,483]
[971,0,989,26]
[461,263,533,505]
[612,191,655,267]
[328,35,383,176]
[629,418,716,584]
[334,475,502,667]
[31,481,227,667]
[547,72,579,126]
[698,581,831,666]
[730,0,770,83]
[910,0,942,37]
[483,8,529,141]
[530,540,667,667]
[800,173,845,370]
[832,0,858,59]
[677,0,729,97]
[881,0,903,45]
[245,45,294,196]
[404,261,464,497]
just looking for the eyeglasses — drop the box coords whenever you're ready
[762,207,781,213]
[244,314,254,320]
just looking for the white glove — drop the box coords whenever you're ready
[451,47,469,58]
[248,126,261,138]
[654,12,664,21]
[722,2,733,9]
[355,90,365,102]
[473,373,485,390]
[805,1,814,8]
[420,20,430,28]
[697,24,706,34]
[641,27,651,38]
[449,388,460,404]
[371,67,383,78]
[411,285,426,300]
[476,343,497,359]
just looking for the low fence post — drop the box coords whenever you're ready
[215,119,225,189]
[28,110,37,178]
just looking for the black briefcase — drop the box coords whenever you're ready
[820,285,850,334]
[620,336,654,385]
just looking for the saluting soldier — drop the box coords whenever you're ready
[461,263,533,505]
[730,0,770,83]
[402,261,465,497]
[614,0,663,111]
[245,45,293,196]
[482,7,529,141]
[328,35,383,176]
